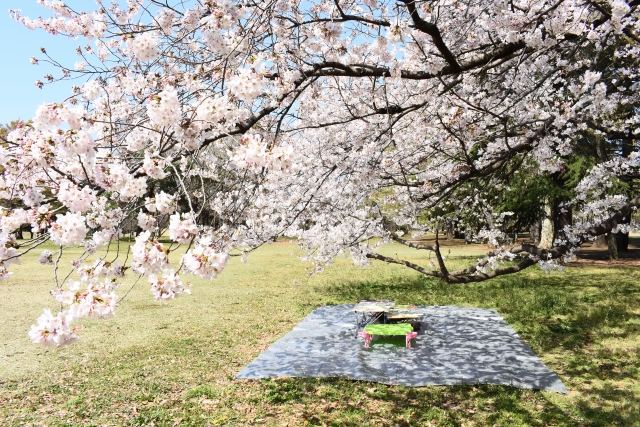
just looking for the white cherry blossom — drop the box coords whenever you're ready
[3,0,638,346]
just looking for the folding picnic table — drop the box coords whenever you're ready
[352,300,395,335]
[359,323,418,348]
[387,306,421,322]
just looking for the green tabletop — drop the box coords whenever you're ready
[363,324,413,336]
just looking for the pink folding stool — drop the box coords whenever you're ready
[357,330,373,348]
[405,331,418,348]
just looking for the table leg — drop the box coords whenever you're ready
[357,331,372,348]
[406,332,418,348]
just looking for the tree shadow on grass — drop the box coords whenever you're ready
[255,377,576,426]
[306,266,640,426]
[316,267,639,352]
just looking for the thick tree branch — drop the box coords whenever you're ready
[391,234,436,251]
[265,40,527,83]
[215,41,528,146]
[368,197,640,284]
[585,120,639,140]
[445,258,540,283]
[279,10,390,28]
[366,252,443,277]
[416,116,555,203]
[400,0,462,71]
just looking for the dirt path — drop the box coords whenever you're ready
[566,245,640,268]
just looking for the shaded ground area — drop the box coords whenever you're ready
[407,233,640,268]
[238,305,566,393]
[568,241,640,268]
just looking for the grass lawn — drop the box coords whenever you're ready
[1,240,639,426]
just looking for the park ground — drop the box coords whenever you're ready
[1,238,639,426]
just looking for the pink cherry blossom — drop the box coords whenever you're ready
[169,213,198,244]
[131,231,169,274]
[181,244,229,279]
[148,269,190,300]
[128,32,161,62]
[28,309,78,347]
[2,0,638,346]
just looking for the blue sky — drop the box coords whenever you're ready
[0,1,385,125]
[0,0,96,124]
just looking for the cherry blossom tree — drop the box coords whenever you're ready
[2,0,639,346]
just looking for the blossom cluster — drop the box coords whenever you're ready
[181,243,229,279]
[146,191,176,215]
[230,134,295,171]
[131,231,170,274]
[169,213,199,244]
[137,210,157,231]
[147,86,182,128]
[0,232,20,280]
[128,32,161,62]
[4,0,639,347]
[28,309,78,348]
[149,269,190,300]
[142,153,167,179]
[29,205,52,233]
[58,180,97,213]
[51,277,118,319]
[228,69,264,102]
[1,209,28,232]
[49,213,88,246]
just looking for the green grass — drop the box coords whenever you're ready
[1,239,639,426]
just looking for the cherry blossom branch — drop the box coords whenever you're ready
[366,252,443,278]
[400,0,462,72]
[371,196,640,283]
[390,235,436,251]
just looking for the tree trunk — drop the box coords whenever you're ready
[607,232,618,260]
[453,221,464,239]
[446,222,455,241]
[615,209,630,252]
[553,199,572,243]
[615,139,632,253]
[530,218,541,245]
[616,232,629,252]
[593,235,607,249]
[539,203,554,249]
